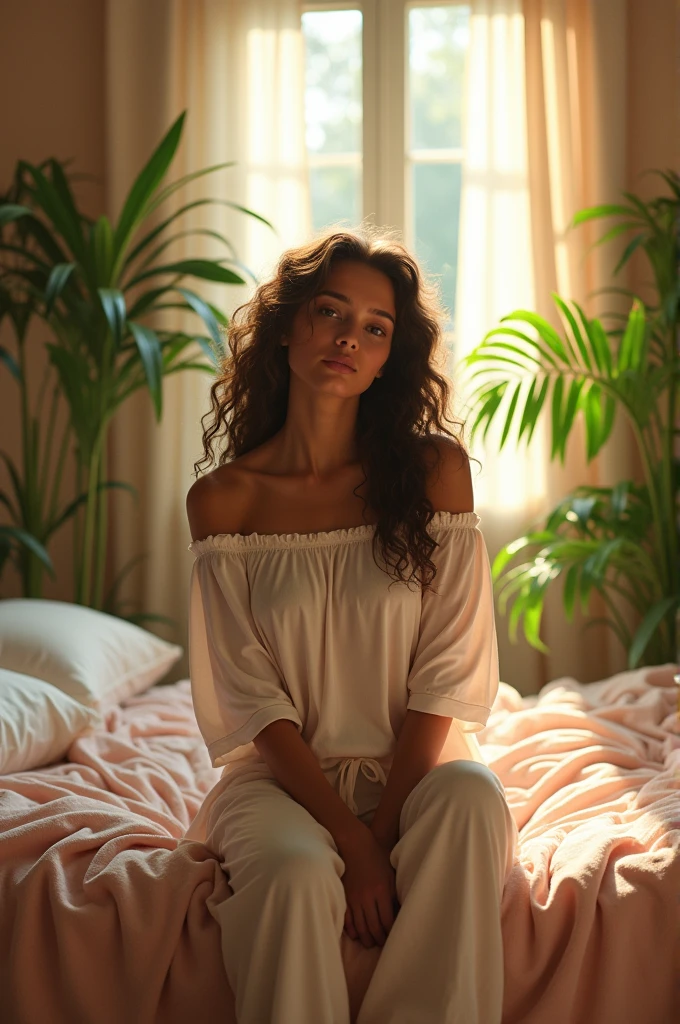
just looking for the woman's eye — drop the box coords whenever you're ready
[319,307,385,337]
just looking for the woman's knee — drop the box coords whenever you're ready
[260,840,345,899]
[427,759,508,817]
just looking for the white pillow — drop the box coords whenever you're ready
[0,599,183,710]
[0,668,102,774]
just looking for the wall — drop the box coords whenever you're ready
[626,0,680,301]
[0,0,106,603]
[0,0,677,687]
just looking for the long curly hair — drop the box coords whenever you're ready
[193,223,479,594]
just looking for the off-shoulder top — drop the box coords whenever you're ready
[187,510,499,814]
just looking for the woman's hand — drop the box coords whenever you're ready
[340,828,400,948]
[369,820,399,854]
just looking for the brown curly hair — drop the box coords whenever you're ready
[193,222,479,594]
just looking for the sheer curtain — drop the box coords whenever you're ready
[105,0,630,693]
[455,0,630,693]
[106,0,312,680]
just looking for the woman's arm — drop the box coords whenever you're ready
[369,709,453,849]
[369,436,476,850]
[254,720,370,855]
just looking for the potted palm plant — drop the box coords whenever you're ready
[0,291,56,585]
[460,170,679,669]
[0,110,277,622]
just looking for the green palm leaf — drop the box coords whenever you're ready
[91,215,115,284]
[19,161,87,263]
[0,111,270,608]
[112,111,186,271]
[144,162,237,217]
[176,286,223,350]
[127,321,163,420]
[617,299,647,372]
[0,451,27,522]
[45,263,76,315]
[571,203,635,226]
[50,480,138,535]
[0,526,55,575]
[501,309,571,364]
[0,204,31,227]
[0,344,21,380]
[629,596,680,668]
[125,258,246,289]
[518,375,549,444]
[463,177,679,665]
[552,296,592,370]
[121,197,269,273]
[98,288,127,350]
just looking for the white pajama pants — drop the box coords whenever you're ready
[197,758,518,1024]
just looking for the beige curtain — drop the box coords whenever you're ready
[106,0,632,694]
[106,0,312,681]
[454,0,631,695]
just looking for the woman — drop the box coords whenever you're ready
[185,225,519,1024]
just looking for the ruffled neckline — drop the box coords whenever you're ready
[188,509,481,555]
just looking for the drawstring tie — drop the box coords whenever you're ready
[335,756,388,814]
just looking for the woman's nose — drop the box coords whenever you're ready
[334,320,360,344]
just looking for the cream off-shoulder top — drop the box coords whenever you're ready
[187,510,499,814]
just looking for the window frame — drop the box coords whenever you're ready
[301,0,469,351]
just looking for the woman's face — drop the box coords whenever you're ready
[284,259,395,394]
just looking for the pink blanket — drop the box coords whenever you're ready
[1,665,678,1023]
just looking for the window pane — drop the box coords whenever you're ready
[408,5,470,150]
[309,165,362,233]
[301,10,362,155]
[412,162,462,329]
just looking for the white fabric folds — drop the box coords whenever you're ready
[187,511,499,800]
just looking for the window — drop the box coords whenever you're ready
[301,8,363,229]
[301,0,471,355]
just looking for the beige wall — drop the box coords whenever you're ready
[0,0,106,603]
[626,0,680,300]
[0,0,677,684]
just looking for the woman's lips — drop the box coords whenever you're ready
[322,360,355,374]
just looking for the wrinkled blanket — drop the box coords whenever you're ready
[1,665,678,1024]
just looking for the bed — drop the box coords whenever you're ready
[1,659,679,1023]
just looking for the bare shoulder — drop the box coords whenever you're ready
[186,462,253,542]
[422,434,474,515]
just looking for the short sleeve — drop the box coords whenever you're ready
[188,551,303,768]
[406,518,499,731]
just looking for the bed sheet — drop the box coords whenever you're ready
[0,665,678,1023]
